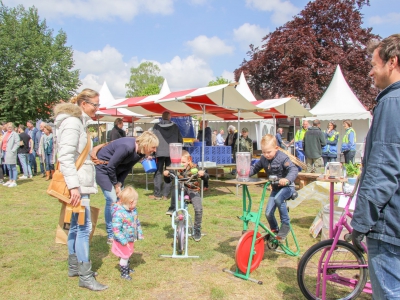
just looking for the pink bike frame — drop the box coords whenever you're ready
[318,179,371,299]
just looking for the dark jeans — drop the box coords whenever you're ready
[169,189,203,212]
[343,150,356,164]
[153,156,171,197]
[322,156,336,166]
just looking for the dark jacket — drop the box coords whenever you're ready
[18,132,31,154]
[224,131,238,149]
[110,125,126,141]
[303,126,326,159]
[197,127,212,146]
[25,127,38,151]
[351,81,400,246]
[153,120,183,157]
[95,137,144,191]
[249,150,298,191]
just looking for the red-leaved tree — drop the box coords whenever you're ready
[234,0,380,109]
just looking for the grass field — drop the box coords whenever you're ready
[0,166,372,300]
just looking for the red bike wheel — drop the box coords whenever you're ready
[235,230,265,273]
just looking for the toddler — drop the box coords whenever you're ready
[111,186,143,280]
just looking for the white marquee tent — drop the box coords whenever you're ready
[307,65,372,161]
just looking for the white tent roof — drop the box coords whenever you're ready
[309,65,371,120]
[99,82,115,107]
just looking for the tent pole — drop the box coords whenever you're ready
[237,110,241,153]
[132,118,134,137]
[293,117,296,158]
[97,115,100,143]
[201,105,205,167]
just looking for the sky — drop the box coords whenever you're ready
[3,0,400,99]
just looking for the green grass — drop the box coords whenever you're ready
[0,166,372,299]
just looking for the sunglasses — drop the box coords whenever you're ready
[85,101,101,108]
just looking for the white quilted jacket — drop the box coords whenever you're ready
[54,103,97,195]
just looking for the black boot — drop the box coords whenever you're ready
[68,254,79,277]
[193,210,203,242]
[120,265,132,280]
[276,224,291,241]
[78,261,108,291]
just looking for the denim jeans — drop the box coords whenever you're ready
[29,150,37,174]
[18,153,32,177]
[101,186,118,239]
[68,195,92,263]
[44,153,54,171]
[265,186,294,230]
[6,164,17,181]
[367,237,400,299]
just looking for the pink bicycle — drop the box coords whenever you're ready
[297,177,372,299]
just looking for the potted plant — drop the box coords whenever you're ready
[343,162,361,185]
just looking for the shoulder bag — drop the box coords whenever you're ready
[47,133,91,203]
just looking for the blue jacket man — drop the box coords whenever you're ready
[351,34,400,298]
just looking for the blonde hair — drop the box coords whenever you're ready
[44,125,53,133]
[136,131,159,154]
[119,186,138,207]
[70,88,99,106]
[182,150,192,161]
[6,122,15,130]
[261,134,277,147]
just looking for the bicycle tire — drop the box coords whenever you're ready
[176,219,186,255]
[297,239,368,300]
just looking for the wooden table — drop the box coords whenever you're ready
[295,172,322,189]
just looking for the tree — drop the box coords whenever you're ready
[0,3,80,124]
[234,0,379,109]
[125,62,164,97]
[208,76,231,86]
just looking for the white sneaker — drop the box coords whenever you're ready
[19,175,28,179]
[8,182,17,188]
[28,175,33,178]
[3,181,11,186]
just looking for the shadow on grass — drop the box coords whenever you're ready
[290,215,316,229]
[276,266,304,300]
[163,224,174,239]
[112,252,146,271]
[214,236,238,257]
[91,235,112,271]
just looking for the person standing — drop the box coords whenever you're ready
[212,129,217,146]
[25,120,38,175]
[110,118,126,141]
[17,125,33,179]
[303,119,326,173]
[35,122,46,177]
[322,121,339,166]
[234,127,253,156]
[196,120,212,146]
[54,89,107,291]
[216,129,225,146]
[1,122,20,187]
[225,125,238,174]
[341,120,356,164]
[290,120,309,162]
[150,111,183,200]
[39,125,55,181]
[351,34,400,298]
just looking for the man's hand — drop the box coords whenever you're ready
[163,170,170,177]
[351,229,366,253]
[279,178,289,186]
[198,170,205,177]
[69,188,81,206]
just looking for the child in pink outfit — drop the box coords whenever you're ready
[111,186,143,280]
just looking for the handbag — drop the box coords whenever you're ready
[90,141,113,165]
[47,133,91,203]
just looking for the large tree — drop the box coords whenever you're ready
[125,62,164,97]
[208,76,230,86]
[234,0,379,109]
[0,3,80,124]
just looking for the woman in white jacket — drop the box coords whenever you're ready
[53,89,107,291]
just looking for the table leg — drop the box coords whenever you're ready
[329,182,334,239]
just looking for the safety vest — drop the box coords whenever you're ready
[322,130,339,155]
[343,128,356,144]
[295,128,307,142]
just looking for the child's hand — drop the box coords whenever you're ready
[198,170,205,177]
[279,178,289,186]
[163,170,170,176]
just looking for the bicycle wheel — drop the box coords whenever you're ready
[235,230,265,274]
[176,220,186,255]
[297,239,368,300]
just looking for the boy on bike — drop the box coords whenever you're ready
[163,150,209,242]
[249,134,298,241]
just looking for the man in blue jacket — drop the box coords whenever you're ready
[25,120,39,175]
[351,34,400,298]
